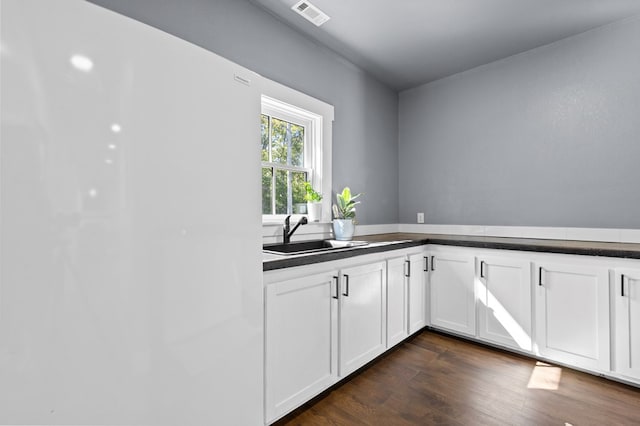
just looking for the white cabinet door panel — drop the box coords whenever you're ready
[478,256,532,352]
[429,251,476,336]
[265,270,339,423]
[340,261,387,377]
[408,253,428,334]
[386,257,408,348]
[535,262,609,371]
[614,268,640,381]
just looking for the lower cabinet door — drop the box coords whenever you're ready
[408,253,428,334]
[535,261,610,372]
[386,256,408,348]
[429,250,476,336]
[614,268,640,381]
[265,270,339,423]
[477,256,532,352]
[340,261,387,377]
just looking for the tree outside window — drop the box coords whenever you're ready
[261,113,310,215]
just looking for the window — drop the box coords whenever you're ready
[259,81,333,226]
[261,96,322,219]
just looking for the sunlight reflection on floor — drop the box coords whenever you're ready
[527,361,562,390]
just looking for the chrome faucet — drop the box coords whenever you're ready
[283,215,308,244]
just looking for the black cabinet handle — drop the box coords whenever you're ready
[343,274,349,297]
[405,260,410,278]
[332,276,339,299]
[424,256,428,272]
[480,260,485,278]
[621,274,626,297]
[539,267,543,287]
[431,256,435,271]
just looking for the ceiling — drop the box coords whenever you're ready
[250,0,640,91]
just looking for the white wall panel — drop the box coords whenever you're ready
[0,1,263,424]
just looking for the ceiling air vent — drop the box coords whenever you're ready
[291,0,330,27]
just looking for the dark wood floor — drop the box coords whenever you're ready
[275,330,640,425]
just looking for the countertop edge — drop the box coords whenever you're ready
[263,234,640,271]
[263,239,427,271]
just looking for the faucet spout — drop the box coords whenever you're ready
[283,215,308,244]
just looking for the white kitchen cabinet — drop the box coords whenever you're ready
[477,256,532,352]
[429,249,476,336]
[264,269,339,423]
[613,267,640,381]
[339,261,387,377]
[386,256,409,348]
[386,250,427,348]
[408,252,429,334]
[535,260,610,371]
[264,256,387,422]
[264,243,640,423]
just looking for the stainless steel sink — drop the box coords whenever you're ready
[263,239,369,255]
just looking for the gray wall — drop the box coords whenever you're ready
[88,0,399,225]
[399,16,640,228]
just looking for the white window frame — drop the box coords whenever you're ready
[261,81,333,225]
[261,97,318,220]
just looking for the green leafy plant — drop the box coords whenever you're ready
[332,187,362,220]
[303,182,323,202]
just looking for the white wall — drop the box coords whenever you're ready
[399,15,640,228]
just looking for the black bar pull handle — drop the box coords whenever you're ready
[431,256,435,271]
[480,260,485,279]
[621,274,626,297]
[539,267,544,287]
[343,274,350,297]
[332,276,339,299]
[424,256,429,272]
[405,260,411,278]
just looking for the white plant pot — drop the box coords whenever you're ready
[333,219,355,241]
[307,202,322,222]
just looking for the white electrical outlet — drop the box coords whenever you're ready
[417,212,425,223]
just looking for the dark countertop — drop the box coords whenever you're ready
[263,233,640,271]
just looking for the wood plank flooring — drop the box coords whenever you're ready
[274,330,640,425]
